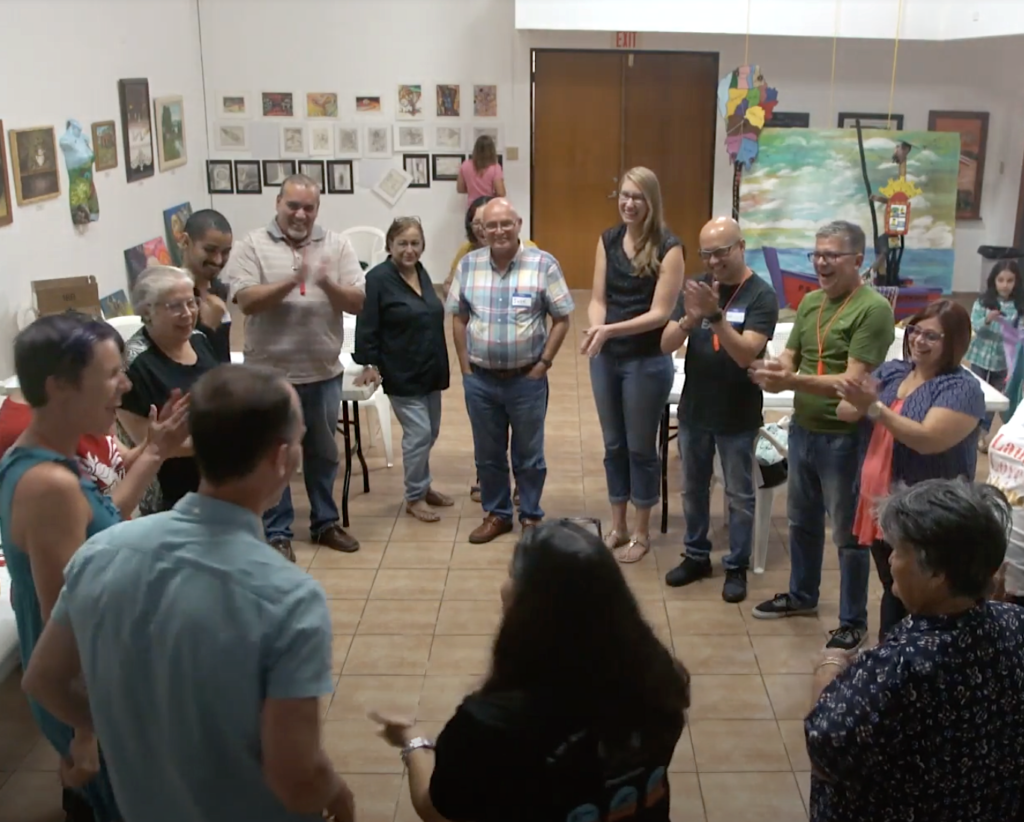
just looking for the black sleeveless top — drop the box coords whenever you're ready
[601,224,683,358]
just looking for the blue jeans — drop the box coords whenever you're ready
[679,425,758,570]
[590,353,675,508]
[970,363,1006,432]
[787,422,870,628]
[263,375,342,540]
[464,367,548,522]
[390,392,442,502]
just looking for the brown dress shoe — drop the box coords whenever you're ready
[314,524,360,553]
[269,538,296,563]
[469,514,513,544]
[424,488,454,507]
[521,518,542,532]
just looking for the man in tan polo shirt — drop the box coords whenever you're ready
[225,174,366,560]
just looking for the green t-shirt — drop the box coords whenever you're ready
[787,286,895,433]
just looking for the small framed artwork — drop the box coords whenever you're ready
[434,125,464,151]
[309,124,334,157]
[768,112,810,129]
[373,167,413,207]
[326,160,354,194]
[432,153,464,182]
[91,121,118,171]
[217,91,251,119]
[118,77,155,182]
[234,160,262,194]
[404,153,430,188]
[929,110,990,220]
[336,126,361,159]
[154,95,187,172]
[262,159,296,187]
[394,124,427,153]
[0,120,12,227]
[280,124,307,157]
[473,85,498,117]
[365,125,392,158]
[436,84,461,117]
[838,112,904,131]
[396,84,424,119]
[262,92,294,117]
[298,160,326,192]
[472,124,503,151]
[207,160,234,194]
[307,93,339,118]
[214,122,249,151]
[9,126,61,205]
[355,95,382,115]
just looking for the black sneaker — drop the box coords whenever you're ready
[665,557,712,587]
[722,568,748,603]
[825,625,867,652]
[751,593,818,619]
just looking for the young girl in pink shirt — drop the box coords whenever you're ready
[457,135,506,206]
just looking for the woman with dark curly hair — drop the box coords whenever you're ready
[372,520,691,822]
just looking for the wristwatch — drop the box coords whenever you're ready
[707,311,724,325]
[866,401,884,421]
[539,357,553,369]
[400,737,435,764]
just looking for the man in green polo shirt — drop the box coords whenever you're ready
[749,220,894,651]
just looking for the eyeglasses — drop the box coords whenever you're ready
[484,220,518,232]
[907,326,944,344]
[159,298,199,316]
[699,243,738,262]
[392,239,423,250]
[619,192,646,204]
[807,251,858,264]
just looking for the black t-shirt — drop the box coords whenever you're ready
[602,224,684,359]
[430,691,683,822]
[121,329,220,510]
[678,272,779,434]
[194,278,232,364]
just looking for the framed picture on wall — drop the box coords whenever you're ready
[234,160,262,194]
[434,125,464,151]
[280,125,307,158]
[309,124,334,157]
[217,91,251,119]
[404,154,430,188]
[326,160,354,194]
[306,93,339,118]
[91,121,118,171]
[432,153,464,181]
[394,124,427,153]
[9,126,61,206]
[436,84,461,117]
[336,126,361,159]
[262,92,294,117]
[364,125,391,159]
[154,95,187,172]
[262,160,296,187]
[0,120,12,228]
[207,160,234,194]
[928,110,990,220]
[471,124,503,151]
[118,77,155,182]
[298,160,325,192]
[214,123,249,151]
[837,112,904,131]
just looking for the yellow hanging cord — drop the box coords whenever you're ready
[828,0,840,125]
[887,0,904,127]
[744,0,752,65]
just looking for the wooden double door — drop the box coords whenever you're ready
[531,50,719,289]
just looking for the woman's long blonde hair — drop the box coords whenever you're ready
[622,166,666,278]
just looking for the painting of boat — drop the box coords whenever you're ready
[762,247,942,321]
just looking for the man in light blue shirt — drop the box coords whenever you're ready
[22,365,354,822]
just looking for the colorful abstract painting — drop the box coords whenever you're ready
[124,236,172,292]
[740,128,961,298]
[717,65,778,170]
[163,202,192,266]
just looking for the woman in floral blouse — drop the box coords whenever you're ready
[805,479,1024,822]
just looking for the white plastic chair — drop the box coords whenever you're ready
[341,226,387,269]
[339,312,393,467]
[105,314,144,342]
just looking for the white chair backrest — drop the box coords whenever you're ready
[772,322,793,355]
[106,314,144,342]
[341,227,387,269]
[887,326,906,362]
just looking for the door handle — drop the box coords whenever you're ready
[608,190,618,199]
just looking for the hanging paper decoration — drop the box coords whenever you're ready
[717,65,779,220]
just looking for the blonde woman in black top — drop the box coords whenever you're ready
[583,167,685,562]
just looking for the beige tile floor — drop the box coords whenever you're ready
[0,292,995,821]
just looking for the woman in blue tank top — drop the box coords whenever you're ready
[0,314,187,821]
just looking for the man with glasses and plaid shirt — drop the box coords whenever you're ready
[750,220,894,651]
[446,199,574,544]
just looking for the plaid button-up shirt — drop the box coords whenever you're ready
[445,243,574,370]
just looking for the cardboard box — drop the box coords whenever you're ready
[31,276,103,319]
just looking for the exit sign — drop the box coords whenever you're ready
[614,31,638,48]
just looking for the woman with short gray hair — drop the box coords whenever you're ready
[803,479,1024,821]
[117,266,220,516]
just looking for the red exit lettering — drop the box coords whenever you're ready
[614,31,637,48]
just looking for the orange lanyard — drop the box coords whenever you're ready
[815,286,859,375]
[712,273,751,352]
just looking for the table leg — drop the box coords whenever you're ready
[340,400,353,528]
[353,405,370,493]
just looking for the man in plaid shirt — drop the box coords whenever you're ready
[446,199,574,543]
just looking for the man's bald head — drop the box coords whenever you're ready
[698,216,746,282]
[481,198,522,259]
[699,216,742,248]
[482,198,519,223]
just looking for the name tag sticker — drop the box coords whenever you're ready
[726,308,746,324]
[511,292,532,308]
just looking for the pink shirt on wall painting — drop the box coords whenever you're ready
[461,160,503,204]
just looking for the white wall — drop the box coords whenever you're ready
[0,0,208,375]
